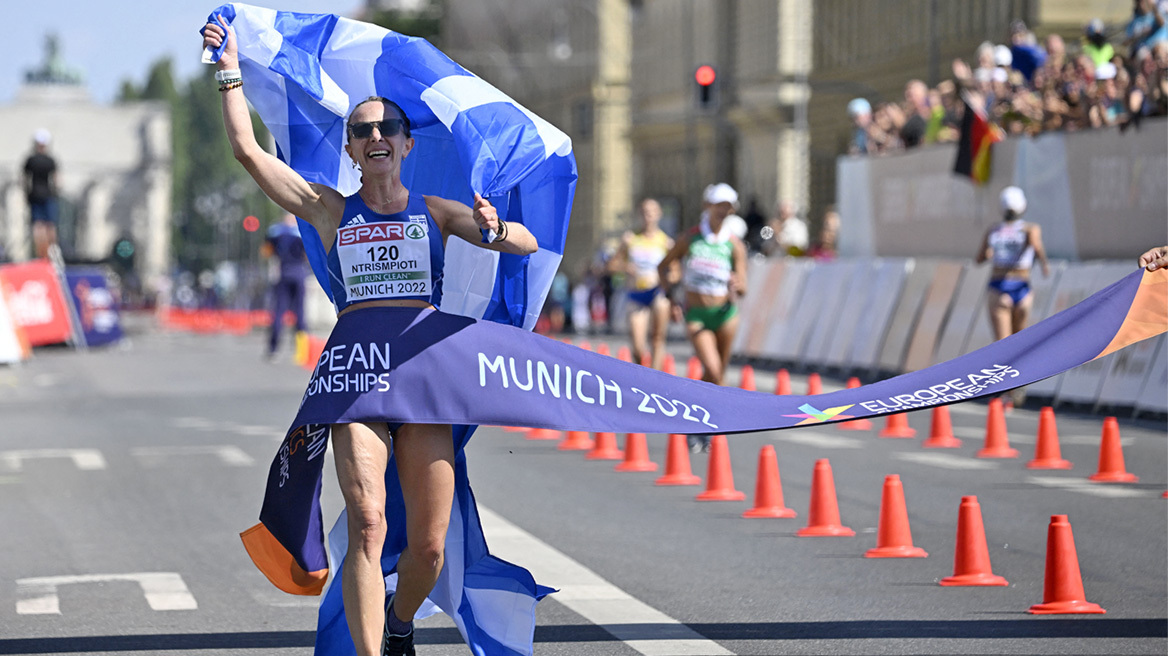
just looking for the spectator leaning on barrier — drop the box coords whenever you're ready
[1089,62,1127,127]
[847,98,873,155]
[842,20,1168,160]
[806,206,840,262]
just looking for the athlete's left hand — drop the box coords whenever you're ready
[729,272,746,297]
[472,194,499,233]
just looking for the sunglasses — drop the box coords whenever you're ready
[347,119,406,139]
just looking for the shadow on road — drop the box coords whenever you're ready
[0,619,1163,653]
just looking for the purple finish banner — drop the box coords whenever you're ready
[246,268,1165,655]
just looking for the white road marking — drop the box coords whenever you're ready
[479,506,733,656]
[952,426,1128,446]
[171,416,217,431]
[773,432,864,449]
[16,572,197,614]
[131,445,255,467]
[0,449,107,471]
[894,452,1000,470]
[172,417,285,441]
[1027,476,1152,498]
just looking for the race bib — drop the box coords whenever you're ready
[336,221,432,301]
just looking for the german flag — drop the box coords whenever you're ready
[953,95,1003,184]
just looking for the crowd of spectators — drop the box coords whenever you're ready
[848,4,1168,156]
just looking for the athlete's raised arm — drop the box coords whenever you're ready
[202,16,342,237]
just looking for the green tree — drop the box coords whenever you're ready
[366,0,444,45]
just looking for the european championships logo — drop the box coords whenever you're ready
[783,403,856,425]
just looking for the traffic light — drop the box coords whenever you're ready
[694,64,717,110]
[111,237,136,272]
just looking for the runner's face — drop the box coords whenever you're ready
[708,201,734,222]
[639,201,661,230]
[346,102,413,175]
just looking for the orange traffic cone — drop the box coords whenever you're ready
[796,459,855,536]
[742,445,797,518]
[696,435,745,501]
[775,369,792,396]
[806,372,823,395]
[585,432,623,460]
[1088,417,1138,482]
[596,343,611,356]
[838,377,873,431]
[615,433,658,472]
[655,434,701,486]
[1028,515,1106,614]
[640,353,650,367]
[923,406,961,448]
[502,425,527,433]
[686,356,702,380]
[865,475,927,558]
[976,399,1018,458]
[526,427,562,441]
[617,345,632,362]
[558,430,594,451]
[302,336,326,371]
[939,496,1008,586]
[1027,407,1072,469]
[663,353,677,376]
[879,413,916,439]
[578,340,592,351]
[739,365,756,391]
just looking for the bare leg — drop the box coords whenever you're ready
[627,304,651,366]
[714,314,740,380]
[391,423,455,623]
[688,322,724,385]
[986,292,1014,342]
[332,421,391,656]
[1010,292,1033,336]
[649,295,672,370]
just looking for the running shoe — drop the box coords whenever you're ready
[382,595,416,656]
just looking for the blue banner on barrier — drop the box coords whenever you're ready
[65,268,123,347]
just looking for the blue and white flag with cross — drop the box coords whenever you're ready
[203,4,575,655]
[203,2,576,330]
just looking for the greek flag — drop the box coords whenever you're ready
[204,2,576,330]
[204,4,573,655]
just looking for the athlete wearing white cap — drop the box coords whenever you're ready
[976,189,1051,346]
[658,183,748,450]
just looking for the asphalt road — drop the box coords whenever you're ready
[0,319,1164,656]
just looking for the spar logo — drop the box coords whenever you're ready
[784,403,856,425]
[338,223,405,245]
[405,223,425,240]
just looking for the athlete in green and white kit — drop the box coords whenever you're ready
[658,183,747,451]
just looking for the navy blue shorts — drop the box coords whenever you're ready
[627,287,660,307]
[29,199,57,225]
[989,279,1030,305]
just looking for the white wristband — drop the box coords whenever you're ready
[215,69,241,83]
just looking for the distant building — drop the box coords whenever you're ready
[0,35,171,283]
[442,0,1114,275]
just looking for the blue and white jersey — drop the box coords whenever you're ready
[326,193,444,312]
[988,220,1035,271]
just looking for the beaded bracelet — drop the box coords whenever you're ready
[218,80,244,92]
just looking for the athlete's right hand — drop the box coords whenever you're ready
[1138,246,1168,272]
[203,15,238,66]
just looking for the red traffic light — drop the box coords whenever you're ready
[243,215,260,232]
[694,64,716,87]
